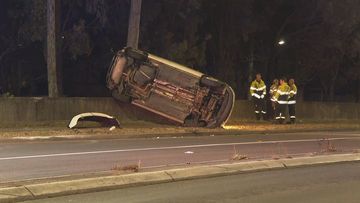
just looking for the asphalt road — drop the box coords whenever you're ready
[1,131,360,183]
[25,162,360,203]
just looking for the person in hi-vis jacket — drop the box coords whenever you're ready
[272,77,290,124]
[288,78,297,124]
[269,79,279,119]
[250,73,267,120]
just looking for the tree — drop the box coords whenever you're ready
[47,0,62,97]
[0,0,48,96]
[140,0,207,70]
[127,0,142,48]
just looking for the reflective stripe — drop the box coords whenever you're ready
[277,90,289,95]
[257,86,266,91]
[277,100,288,104]
[255,111,260,114]
[290,91,297,94]
[278,113,285,119]
[275,117,280,119]
[290,116,296,119]
[270,89,277,93]
[261,111,266,114]
[250,86,266,91]
[252,93,261,99]
[288,100,296,104]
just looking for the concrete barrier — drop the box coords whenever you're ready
[0,97,359,125]
[231,100,360,120]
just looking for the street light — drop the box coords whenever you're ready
[278,39,285,45]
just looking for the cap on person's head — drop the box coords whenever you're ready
[289,78,295,84]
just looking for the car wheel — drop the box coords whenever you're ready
[206,85,234,128]
[198,120,207,127]
[125,47,148,62]
[200,76,224,88]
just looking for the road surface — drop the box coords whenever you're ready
[0,131,360,183]
[25,162,360,203]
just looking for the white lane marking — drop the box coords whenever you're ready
[0,137,358,161]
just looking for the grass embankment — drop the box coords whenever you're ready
[0,120,359,139]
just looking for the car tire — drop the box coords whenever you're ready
[184,114,208,127]
[125,47,148,62]
[206,85,234,128]
[200,76,224,88]
[198,120,207,127]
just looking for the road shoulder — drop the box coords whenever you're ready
[1,153,360,203]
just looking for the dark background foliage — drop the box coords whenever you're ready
[1,0,360,101]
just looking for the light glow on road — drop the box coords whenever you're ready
[223,125,247,130]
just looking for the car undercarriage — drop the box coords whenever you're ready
[107,47,234,128]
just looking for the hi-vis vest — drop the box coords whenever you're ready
[250,80,266,99]
[288,84,297,104]
[273,82,290,104]
[270,84,278,102]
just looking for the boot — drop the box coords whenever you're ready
[290,118,296,124]
[279,119,285,124]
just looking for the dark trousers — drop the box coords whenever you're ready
[270,101,277,119]
[288,104,296,123]
[275,103,286,123]
[253,97,266,120]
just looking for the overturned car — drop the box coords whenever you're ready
[106,47,235,128]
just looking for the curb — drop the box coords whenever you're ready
[1,153,360,202]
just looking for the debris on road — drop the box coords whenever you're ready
[319,138,337,153]
[231,146,248,160]
[231,154,248,161]
[112,164,139,172]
